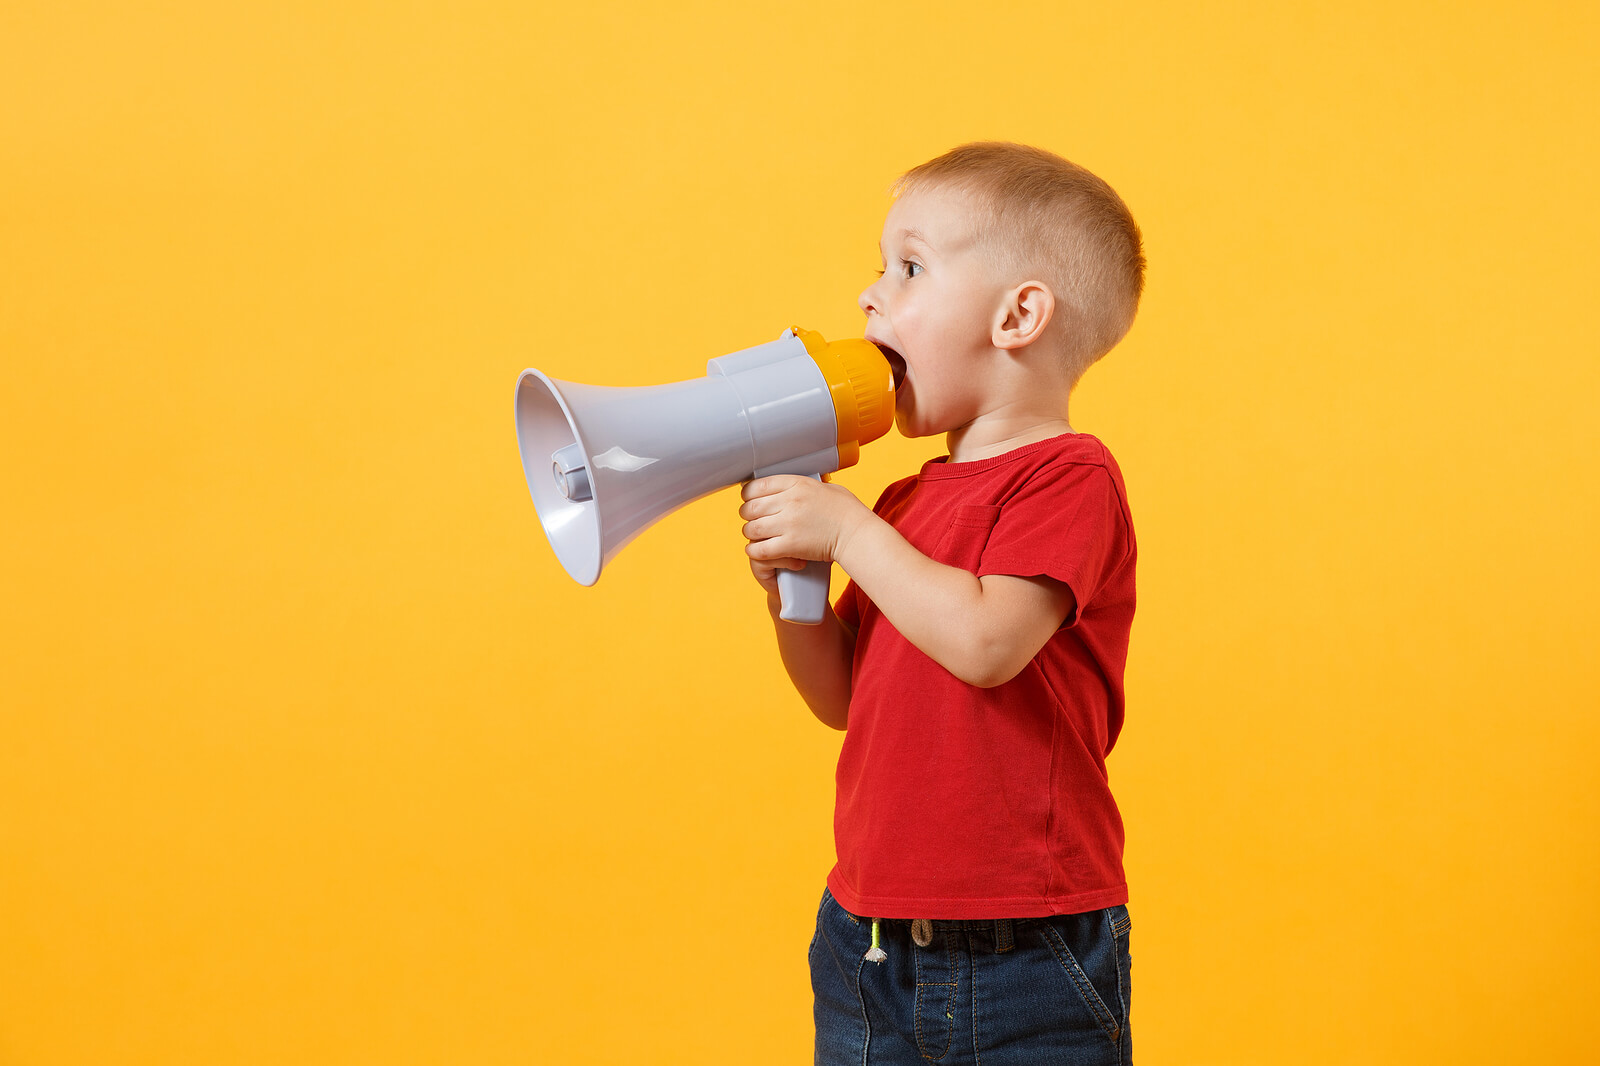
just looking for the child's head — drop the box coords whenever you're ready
[859,142,1144,423]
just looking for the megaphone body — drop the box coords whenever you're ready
[514,327,894,624]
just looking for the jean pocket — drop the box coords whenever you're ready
[1039,919,1123,1044]
[1109,904,1131,941]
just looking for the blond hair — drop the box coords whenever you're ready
[892,141,1145,382]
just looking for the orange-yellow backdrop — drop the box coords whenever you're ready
[3,2,1596,1063]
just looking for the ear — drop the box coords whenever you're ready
[991,281,1055,351]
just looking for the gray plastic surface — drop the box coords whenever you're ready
[774,474,831,625]
[514,329,843,622]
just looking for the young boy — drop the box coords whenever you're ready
[739,142,1143,1065]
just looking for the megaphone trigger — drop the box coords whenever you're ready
[514,327,894,622]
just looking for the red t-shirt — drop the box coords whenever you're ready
[828,433,1135,920]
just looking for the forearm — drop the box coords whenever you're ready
[834,514,1030,688]
[767,591,854,730]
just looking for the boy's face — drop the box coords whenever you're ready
[858,185,1010,440]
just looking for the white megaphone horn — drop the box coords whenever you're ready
[514,326,895,624]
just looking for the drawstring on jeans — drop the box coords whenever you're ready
[863,917,935,961]
[864,919,887,963]
[859,916,1014,964]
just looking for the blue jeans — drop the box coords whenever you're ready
[809,887,1132,1065]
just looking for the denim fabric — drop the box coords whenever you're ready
[809,887,1132,1065]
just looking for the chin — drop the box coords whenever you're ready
[894,413,934,440]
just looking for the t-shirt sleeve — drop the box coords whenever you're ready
[833,577,861,630]
[978,461,1132,627]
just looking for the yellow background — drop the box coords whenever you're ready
[3,1,1596,1063]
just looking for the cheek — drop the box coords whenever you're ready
[889,302,931,356]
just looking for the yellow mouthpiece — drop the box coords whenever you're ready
[792,326,896,469]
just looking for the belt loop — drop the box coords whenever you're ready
[994,918,1014,953]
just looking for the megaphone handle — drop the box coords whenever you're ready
[778,560,831,625]
[775,473,830,625]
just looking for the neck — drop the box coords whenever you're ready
[945,412,1075,463]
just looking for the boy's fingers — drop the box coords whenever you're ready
[742,474,806,500]
[745,538,803,566]
[750,558,805,581]
[740,497,784,523]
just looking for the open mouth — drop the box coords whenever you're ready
[872,343,907,390]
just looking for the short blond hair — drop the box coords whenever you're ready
[892,142,1145,381]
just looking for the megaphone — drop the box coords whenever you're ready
[514,327,895,624]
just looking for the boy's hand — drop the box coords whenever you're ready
[740,475,862,729]
[739,475,872,589]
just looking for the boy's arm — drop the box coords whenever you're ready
[741,477,1076,690]
[763,589,855,730]
[835,518,1075,688]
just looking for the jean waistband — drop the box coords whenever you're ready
[880,915,1016,952]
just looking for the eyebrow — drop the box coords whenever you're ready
[879,229,934,258]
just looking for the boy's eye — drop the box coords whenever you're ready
[873,259,923,279]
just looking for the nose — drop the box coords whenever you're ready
[857,280,878,316]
